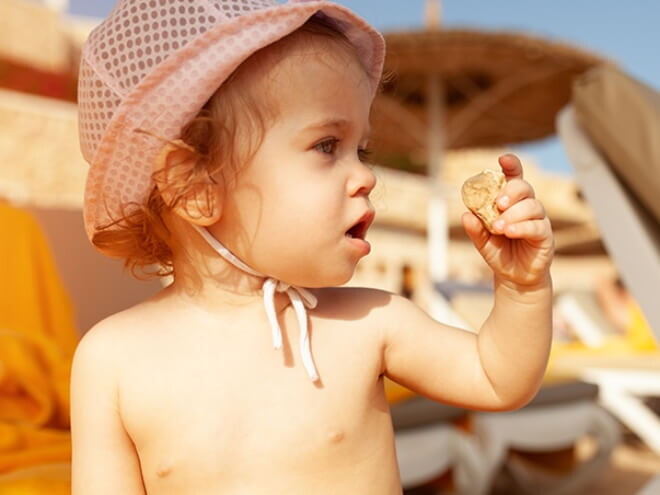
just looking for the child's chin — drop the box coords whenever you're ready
[331,267,359,287]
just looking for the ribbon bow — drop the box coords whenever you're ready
[193,226,320,381]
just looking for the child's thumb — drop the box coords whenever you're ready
[462,211,489,250]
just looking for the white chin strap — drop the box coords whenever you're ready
[193,225,320,382]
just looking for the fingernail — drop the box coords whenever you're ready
[498,195,509,208]
[493,220,505,232]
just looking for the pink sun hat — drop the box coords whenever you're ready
[78,0,385,242]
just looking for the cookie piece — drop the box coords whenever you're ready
[461,169,506,234]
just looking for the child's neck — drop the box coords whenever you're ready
[167,233,293,313]
[172,254,261,301]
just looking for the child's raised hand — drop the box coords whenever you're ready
[462,154,554,288]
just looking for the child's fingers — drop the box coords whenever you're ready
[497,218,552,241]
[496,179,535,211]
[498,153,524,182]
[492,198,546,234]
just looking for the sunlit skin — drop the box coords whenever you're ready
[70,34,554,495]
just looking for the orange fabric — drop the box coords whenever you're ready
[0,203,78,493]
[0,463,71,495]
[0,203,79,359]
[384,377,416,404]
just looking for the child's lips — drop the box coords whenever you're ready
[345,209,375,240]
[345,234,371,256]
[344,209,375,256]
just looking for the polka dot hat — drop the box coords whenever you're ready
[78,0,385,242]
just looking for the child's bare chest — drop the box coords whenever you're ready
[116,313,399,493]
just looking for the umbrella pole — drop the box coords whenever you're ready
[424,0,469,328]
[427,75,471,329]
[426,73,459,325]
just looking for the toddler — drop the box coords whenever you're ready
[70,1,554,494]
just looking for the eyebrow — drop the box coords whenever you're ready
[302,118,371,140]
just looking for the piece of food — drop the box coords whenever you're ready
[461,169,506,234]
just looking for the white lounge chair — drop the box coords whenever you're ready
[392,398,488,494]
[472,381,620,495]
[557,64,660,494]
[392,381,620,495]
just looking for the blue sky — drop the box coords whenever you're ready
[66,0,660,175]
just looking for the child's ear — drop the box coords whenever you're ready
[153,139,223,226]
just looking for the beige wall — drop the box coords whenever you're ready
[0,89,85,208]
[0,0,71,73]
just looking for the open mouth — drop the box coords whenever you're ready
[345,210,375,240]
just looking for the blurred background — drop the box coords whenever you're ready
[0,1,658,494]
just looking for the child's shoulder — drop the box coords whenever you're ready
[71,294,175,401]
[90,291,163,333]
[70,306,143,399]
[74,292,166,362]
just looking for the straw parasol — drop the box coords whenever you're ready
[371,28,606,170]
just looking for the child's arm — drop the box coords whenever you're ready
[70,324,147,494]
[381,154,554,411]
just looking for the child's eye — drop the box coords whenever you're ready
[314,139,372,164]
[358,147,373,163]
[315,138,338,155]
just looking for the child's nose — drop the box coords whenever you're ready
[349,162,376,197]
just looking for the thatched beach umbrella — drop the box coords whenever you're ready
[372,28,606,168]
